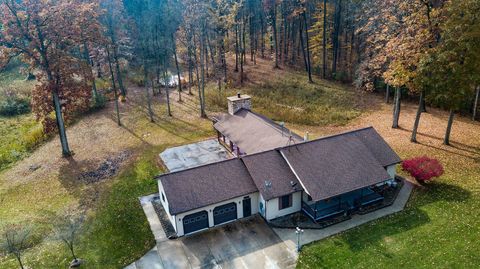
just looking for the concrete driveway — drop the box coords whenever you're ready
[160,139,231,172]
[157,216,296,269]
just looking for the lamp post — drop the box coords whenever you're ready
[295,227,304,252]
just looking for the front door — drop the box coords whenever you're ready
[243,197,251,218]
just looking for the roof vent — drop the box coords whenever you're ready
[237,92,241,98]
[264,180,272,190]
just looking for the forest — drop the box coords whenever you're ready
[1,0,480,268]
[1,0,479,156]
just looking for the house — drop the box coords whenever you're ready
[213,93,303,155]
[157,95,401,237]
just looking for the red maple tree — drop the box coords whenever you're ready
[402,156,444,183]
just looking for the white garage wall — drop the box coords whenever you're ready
[264,191,302,221]
[158,180,176,227]
[387,164,397,179]
[174,192,259,236]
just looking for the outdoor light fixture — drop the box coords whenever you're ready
[295,227,304,252]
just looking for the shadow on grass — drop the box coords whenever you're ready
[338,182,470,254]
[342,207,431,253]
[411,182,472,207]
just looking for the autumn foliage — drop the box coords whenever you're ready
[402,156,444,183]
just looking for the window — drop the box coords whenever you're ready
[279,194,293,210]
[161,192,165,202]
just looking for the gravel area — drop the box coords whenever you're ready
[152,200,177,239]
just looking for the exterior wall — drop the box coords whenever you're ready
[302,192,315,206]
[264,191,302,221]
[228,97,252,115]
[174,192,259,236]
[387,164,397,179]
[158,181,175,227]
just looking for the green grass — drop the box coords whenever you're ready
[206,73,362,126]
[0,147,162,269]
[297,148,480,268]
[0,115,45,172]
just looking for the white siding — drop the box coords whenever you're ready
[387,164,397,179]
[264,191,302,221]
[158,181,175,228]
[174,192,259,236]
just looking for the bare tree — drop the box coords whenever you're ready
[0,225,32,269]
[53,213,85,268]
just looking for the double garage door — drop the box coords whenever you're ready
[182,202,237,235]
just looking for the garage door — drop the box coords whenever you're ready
[213,202,237,225]
[183,211,209,235]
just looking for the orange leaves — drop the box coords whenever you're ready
[0,0,102,133]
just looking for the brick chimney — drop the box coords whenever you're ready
[227,93,251,115]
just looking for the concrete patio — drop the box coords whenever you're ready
[159,139,231,172]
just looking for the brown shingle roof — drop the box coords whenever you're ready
[213,109,303,154]
[157,126,401,213]
[157,158,258,215]
[242,150,303,200]
[280,127,398,202]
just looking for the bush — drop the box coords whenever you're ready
[0,91,31,116]
[23,124,46,151]
[402,156,444,183]
[91,92,107,110]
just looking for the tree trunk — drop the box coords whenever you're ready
[411,91,425,143]
[332,0,342,77]
[272,4,279,68]
[112,44,126,97]
[69,243,77,261]
[144,66,155,122]
[261,12,265,58]
[15,255,24,269]
[48,71,71,156]
[392,87,401,128]
[235,24,239,72]
[82,42,98,97]
[199,27,207,118]
[385,84,390,103]
[303,11,313,83]
[322,0,327,79]
[193,31,204,117]
[421,94,427,113]
[240,23,245,85]
[444,110,455,145]
[172,34,182,102]
[107,47,121,126]
[299,21,308,73]
[473,86,479,121]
